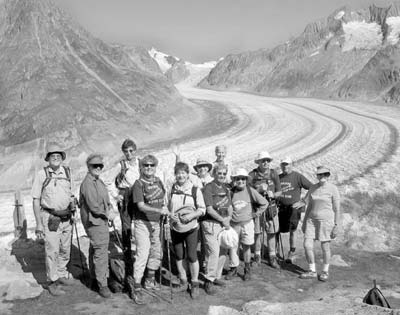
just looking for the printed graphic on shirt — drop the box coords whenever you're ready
[281,181,294,200]
[233,200,248,211]
[143,183,164,206]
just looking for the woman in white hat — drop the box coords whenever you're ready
[300,166,341,282]
[167,162,206,298]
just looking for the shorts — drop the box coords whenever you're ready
[254,208,279,234]
[304,218,334,242]
[231,220,254,245]
[278,205,303,233]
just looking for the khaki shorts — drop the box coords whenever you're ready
[232,220,254,245]
[304,218,334,242]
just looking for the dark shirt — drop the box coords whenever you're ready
[203,180,232,220]
[79,173,110,227]
[132,177,165,222]
[248,168,281,196]
[279,171,313,206]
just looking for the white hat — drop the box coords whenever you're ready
[232,168,248,178]
[255,151,272,163]
[280,157,293,164]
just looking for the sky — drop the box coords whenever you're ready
[54,0,395,63]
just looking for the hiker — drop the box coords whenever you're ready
[248,151,282,268]
[114,139,140,290]
[167,162,206,298]
[31,143,75,296]
[211,145,232,183]
[227,168,268,281]
[201,164,232,294]
[192,158,214,188]
[131,154,169,304]
[277,157,313,263]
[300,166,341,282]
[79,153,114,298]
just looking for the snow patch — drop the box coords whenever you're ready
[342,21,382,51]
[386,16,400,45]
[148,47,179,73]
[310,51,319,57]
[335,11,345,20]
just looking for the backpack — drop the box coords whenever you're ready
[170,186,198,210]
[115,160,128,188]
[363,280,391,308]
[108,233,126,293]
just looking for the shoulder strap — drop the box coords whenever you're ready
[191,186,198,209]
[63,166,71,181]
[120,160,127,174]
[41,166,52,194]
[246,185,257,211]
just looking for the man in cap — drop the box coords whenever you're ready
[32,143,75,296]
[227,168,268,281]
[278,157,313,263]
[131,154,169,304]
[113,139,140,291]
[79,153,113,298]
[248,151,282,269]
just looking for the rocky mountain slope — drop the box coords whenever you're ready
[0,0,203,191]
[200,2,400,104]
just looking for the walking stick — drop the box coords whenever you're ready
[109,220,123,249]
[261,214,265,263]
[159,217,165,291]
[68,217,74,279]
[164,216,173,301]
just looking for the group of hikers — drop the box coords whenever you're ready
[31,139,341,304]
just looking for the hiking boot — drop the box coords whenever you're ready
[190,281,199,299]
[133,287,145,305]
[204,280,217,295]
[243,265,251,281]
[286,251,297,264]
[318,271,329,282]
[173,279,188,293]
[48,283,66,296]
[98,286,112,298]
[253,254,261,266]
[224,267,237,281]
[213,279,226,287]
[269,256,280,269]
[299,270,317,279]
[57,277,75,286]
[144,278,160,291]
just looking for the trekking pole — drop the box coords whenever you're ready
[159,216,165,292]
[164,216,173,301]
[109,220,123,249]
[261,214,265,264]
[68,217,74,279]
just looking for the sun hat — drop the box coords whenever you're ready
[280,157,293,164]
[255,151,273,163]
[44,143,66,161]
[231,168,249,178]
[193,158,212,172]
[316,166,331,175]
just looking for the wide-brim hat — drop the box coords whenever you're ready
[316,166,331,175]
[255,151,273,163]
[86,153,104,165]
[44,144,66,162]
[193,159,212,172]
[231,168,249,178]
[280,157,293,164]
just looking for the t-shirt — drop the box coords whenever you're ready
[231,186,268,223]
[116,158,140,189]
[203,181,231,220]
[306,182,340,221]
[248,168,281,196]
[132,177,165,222]
[279,171,313,206]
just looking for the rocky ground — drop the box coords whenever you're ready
[2,236,400,315]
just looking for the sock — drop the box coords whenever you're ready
[309,263,316,272]
[290,247,296,253]
[255,250,261,256]
[322,264,330,273]
[245,262,251,269]
[147,269,156,280]
[269,251,276,257]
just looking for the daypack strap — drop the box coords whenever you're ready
[231,185,257,212]
[170,185,198,209]
[41,165,71,194]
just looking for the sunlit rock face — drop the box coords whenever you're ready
[200,2,400,105]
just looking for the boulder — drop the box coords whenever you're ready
[207,305,241,315]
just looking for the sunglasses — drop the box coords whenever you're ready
[234,177,247,181]
[123,149,135,153]
[260,159,272,163]
[91,164,104,170]
[217,172,227,175]
[143,163,155,168]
